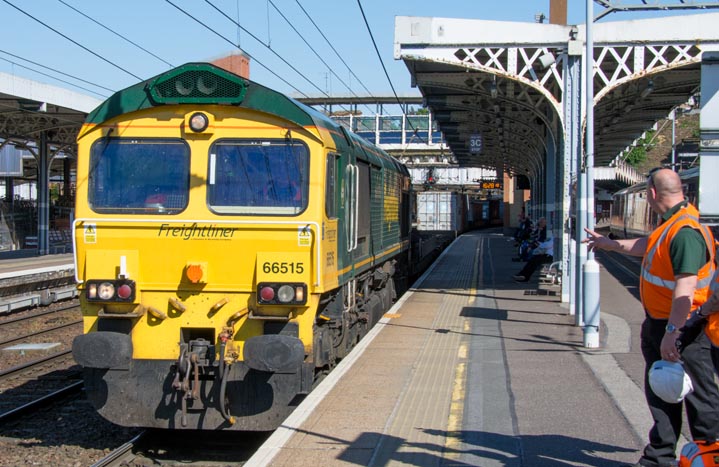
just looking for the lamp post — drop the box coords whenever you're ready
[583,0,601,348]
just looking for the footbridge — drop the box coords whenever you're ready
[297,96,506,192]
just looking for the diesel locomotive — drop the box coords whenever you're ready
[71,63,418,430]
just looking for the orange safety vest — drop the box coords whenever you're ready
[705,263,719,347]
[640,203,715,320]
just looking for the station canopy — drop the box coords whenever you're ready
[393,14,718,174]
[0,72,101,178]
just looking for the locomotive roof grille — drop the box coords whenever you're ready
[148,65,247,105]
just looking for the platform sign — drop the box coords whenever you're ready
[469,133,483,154]
[481,180,503,190]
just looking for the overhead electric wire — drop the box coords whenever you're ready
[0,0,143,81]
[268,0,351,90]
[355,0,425,143]
[0,56,108,98]
[0,57,108,98]
[294,0,373,97]
[56,0,174,68]
[267,0,374,115]
[202,0,335,100]
[0,48,113,95]
[164,0,310,98]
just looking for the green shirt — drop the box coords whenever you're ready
[661,200,710,275]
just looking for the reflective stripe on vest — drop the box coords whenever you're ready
[640,205,715,319]
[641,213,714,290]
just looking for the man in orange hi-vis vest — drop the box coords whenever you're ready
[584,168,719,467]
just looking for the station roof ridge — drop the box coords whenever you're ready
[0,71,102,114]
[395,12,719,46]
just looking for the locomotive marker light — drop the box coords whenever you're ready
[87,282,97,299]
[117,284,133,300]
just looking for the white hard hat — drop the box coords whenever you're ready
[649,360,693,404]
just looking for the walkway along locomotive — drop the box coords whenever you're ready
[71,63,421,430]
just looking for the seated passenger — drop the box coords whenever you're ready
[513,236,553,282]
[528,217,548,249]
[514,214,532,245]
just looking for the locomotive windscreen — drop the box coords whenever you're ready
[88,138,190,214]
[208,139,309,215]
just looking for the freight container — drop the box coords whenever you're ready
[415,191,467,232]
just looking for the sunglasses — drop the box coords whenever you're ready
[647,167,662,185]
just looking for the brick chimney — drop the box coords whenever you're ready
[549,0,567,25]
[210,51,250,79]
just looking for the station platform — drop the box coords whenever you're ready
[0,252,74,279]
[247,229,666,467]
[0,253,75,311]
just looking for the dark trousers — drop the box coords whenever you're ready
[517,254,552,280]
[640,315,719,466]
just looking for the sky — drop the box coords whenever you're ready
[0,0,707,105]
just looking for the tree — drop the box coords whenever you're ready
[623,130,655,167]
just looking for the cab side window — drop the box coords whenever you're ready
[325,153,338,219]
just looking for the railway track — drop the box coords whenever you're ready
[0,299,84,422]
[90,432,146,467]
[0,301,77,324]
[91,430,271,466]
[0,300,82,371]
[0,319,82,347]
[0,350,83,420]
[594,249,642,284]
[0,381,83,424]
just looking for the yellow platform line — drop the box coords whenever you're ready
[444,237,480,459]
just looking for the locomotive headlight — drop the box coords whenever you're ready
[175,76,194,96]
[189,112,209,132]
[97,282,115,300]
[197,75,218,95]
[277,285,295,303]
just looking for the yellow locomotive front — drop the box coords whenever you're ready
[71,64,343,430]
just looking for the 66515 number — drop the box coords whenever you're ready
[262,262,304,274]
